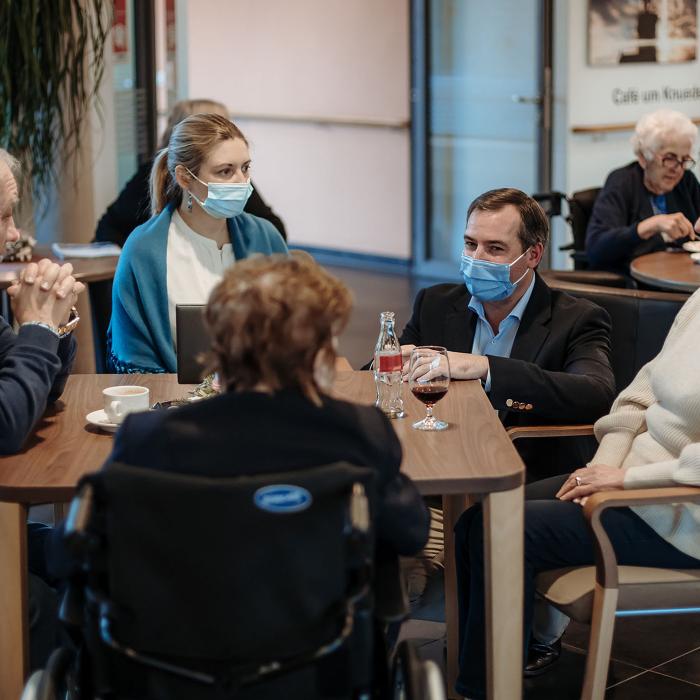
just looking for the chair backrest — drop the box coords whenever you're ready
[567,187,601,254]
[545,279,688,392]
[82,461,376,679]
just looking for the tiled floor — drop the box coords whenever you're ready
[327,264,700,698]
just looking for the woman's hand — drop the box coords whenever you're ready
[556,464,626,503]
[637,213,695,241]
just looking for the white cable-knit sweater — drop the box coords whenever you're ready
[592,288,700,561]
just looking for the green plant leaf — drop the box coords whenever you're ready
[0,0,111,197]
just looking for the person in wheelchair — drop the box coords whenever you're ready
[105,254,428,556]
[44,255,431,700]
[586,108,700,275]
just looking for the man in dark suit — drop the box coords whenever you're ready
[0,149,86,669]
[401,187,615,481]
[401,188,616,678]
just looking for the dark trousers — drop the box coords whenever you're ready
[454,475,700,699]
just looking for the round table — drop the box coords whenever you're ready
[0,245,119,289]
[630,251,700,293]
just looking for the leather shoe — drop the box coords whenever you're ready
[524,638,561,677]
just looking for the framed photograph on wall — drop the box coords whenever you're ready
[589,0,697,65]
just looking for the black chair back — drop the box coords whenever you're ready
[545,280,688,391]
[74,461,377,696]
[567,187,601,261]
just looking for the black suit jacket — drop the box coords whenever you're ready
[400,275,615,479]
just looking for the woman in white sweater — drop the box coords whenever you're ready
[454,289,700,700]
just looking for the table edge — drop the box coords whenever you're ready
[630,256,700,293]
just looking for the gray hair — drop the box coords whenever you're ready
[0,149,20,179]
[631,109,698,160]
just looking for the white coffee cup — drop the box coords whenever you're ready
[103,386,150,424]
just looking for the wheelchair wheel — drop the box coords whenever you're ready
[26,647,75,700]
[391,639,446,699]
[20,671,43,700]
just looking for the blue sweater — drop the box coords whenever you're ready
[108,205,288,373]
[0,320,76,454]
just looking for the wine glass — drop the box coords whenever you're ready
[408,346,450,431]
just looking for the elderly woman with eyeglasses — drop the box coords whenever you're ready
[586,108,700,275]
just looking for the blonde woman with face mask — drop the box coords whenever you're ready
[108,114,288,373]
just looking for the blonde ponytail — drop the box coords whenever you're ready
[149,148,177,215]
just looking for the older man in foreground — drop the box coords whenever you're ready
[0,149,85,667]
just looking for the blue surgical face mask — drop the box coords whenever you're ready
[186,168,253,219]
[459,248,531,302]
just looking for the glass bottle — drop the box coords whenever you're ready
[373,311,405,419]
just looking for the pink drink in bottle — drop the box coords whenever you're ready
[373,311,405,419]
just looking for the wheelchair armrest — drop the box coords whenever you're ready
[506,424,594,441]
[373,553,409,623]
[582,486,700,589]
[64,483,94,537]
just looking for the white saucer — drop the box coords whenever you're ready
[682,241,700,253]
[691,252,700,264]
[86,409,120,433]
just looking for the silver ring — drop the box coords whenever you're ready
[575,476,582,487]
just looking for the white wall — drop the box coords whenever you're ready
[180,0,411,259]
[564,1,700,193]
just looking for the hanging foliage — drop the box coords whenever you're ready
[0,0,111,192]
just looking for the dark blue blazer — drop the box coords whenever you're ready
[107,388,430,557]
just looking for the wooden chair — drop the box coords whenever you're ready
[507,280,700,698]
[509,442,700,700]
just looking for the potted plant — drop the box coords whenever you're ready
[0,0,111,193]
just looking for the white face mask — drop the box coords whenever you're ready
[186,167,254,219]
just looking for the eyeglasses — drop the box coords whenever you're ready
[660,153,696,170]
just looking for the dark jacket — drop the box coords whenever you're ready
[399,274,615,480]
[94,160,286,245]
[586,161,700,274]
[0,319,76,454]
[106,388,429,557]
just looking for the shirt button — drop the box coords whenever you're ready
[526,403,533,411]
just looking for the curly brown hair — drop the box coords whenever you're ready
[204,254,353,401]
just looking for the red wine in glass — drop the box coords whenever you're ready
[408,346,450,431]
[411,385,448,406]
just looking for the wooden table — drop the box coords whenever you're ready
[0,245,119,290]
[0,372,524,699]
[630,251,700,293]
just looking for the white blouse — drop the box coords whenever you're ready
[166,210,235,347]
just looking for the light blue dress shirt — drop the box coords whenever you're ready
[468,273,536,392]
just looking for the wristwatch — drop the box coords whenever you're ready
[57,306,80,338]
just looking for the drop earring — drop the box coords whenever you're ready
[186,191,193,212]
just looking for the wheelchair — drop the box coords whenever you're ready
[22,461,445,699]
[533,188,637,289]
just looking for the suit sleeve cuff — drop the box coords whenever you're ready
[483,367,492,393]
